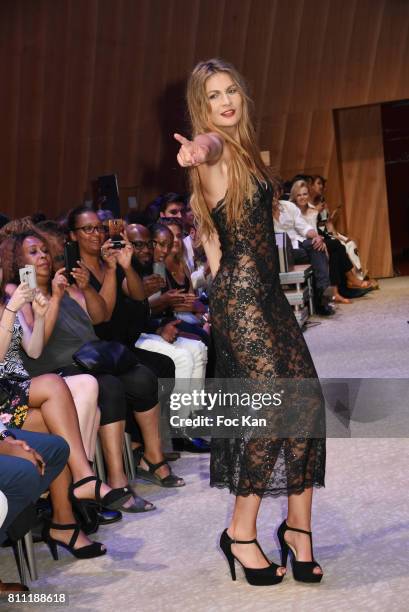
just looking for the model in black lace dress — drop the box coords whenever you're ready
[209,180,325,498]
[176,58,325,585]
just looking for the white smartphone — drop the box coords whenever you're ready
[19,265,37,289]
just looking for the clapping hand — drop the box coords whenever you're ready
[174,133,210,167]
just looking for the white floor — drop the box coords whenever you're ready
[1,278,409,612]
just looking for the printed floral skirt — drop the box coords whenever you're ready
[0,377,31,429]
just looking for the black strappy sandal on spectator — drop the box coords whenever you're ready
[117,486,156,513]
[42,521,106,559]
[69,476,132,511]
[136,456,185,487]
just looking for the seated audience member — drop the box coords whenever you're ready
[290,180,370,303]
[160,218,209,329]
[0,425,69,592]
[0,279,131,559]
[183,222,211,294]
[272,187,334,316]
[66,206,184,486]
[310,175,378,290]
[128,222,210,454]
[130,220,209,344]
[148,192,186,222]
[126,223,207,384]
[0,234,101,460]
[3,232,159,512]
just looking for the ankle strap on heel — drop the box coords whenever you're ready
[71,475,98,490]
[48,522,80,548]
[285,524,312,536]
[230,537,257,544]
[225,530,257,545]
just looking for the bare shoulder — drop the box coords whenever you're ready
[197,136,230,211]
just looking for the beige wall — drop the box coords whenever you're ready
[1,0,408,274]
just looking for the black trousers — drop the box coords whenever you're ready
[126,346,176,443]
[325,237,353,286]
[293,239,330,290]
[59,362,159,426]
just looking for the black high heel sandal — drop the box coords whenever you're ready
[42,521,106,560]
[136,456,185,488]
[277,520,323,583]
[220,529,285,586]
[69,476,131,511]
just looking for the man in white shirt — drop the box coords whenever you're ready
[183,226,211,293]
[273,198,334,315]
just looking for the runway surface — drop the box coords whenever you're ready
[1,277,408,611]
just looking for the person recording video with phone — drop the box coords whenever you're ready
[66,206,184,487]
[0,251,131,560]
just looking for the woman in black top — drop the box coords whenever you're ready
[67,207,183,487]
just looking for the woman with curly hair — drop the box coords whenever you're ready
[0,260,131,559]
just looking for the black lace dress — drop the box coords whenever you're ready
[209,181,326,498]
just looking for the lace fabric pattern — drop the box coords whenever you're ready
[209,181,326,497]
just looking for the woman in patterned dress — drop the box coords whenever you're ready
[0,274,131,557]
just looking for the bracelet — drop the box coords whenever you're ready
[0,430,16,441]
[0,323,13,334]
[5,306,16,314]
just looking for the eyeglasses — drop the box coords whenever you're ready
[75,225,106,235]
[131,240,154,250]
[153,240,172,248]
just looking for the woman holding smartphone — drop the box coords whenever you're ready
[0,268,130,559]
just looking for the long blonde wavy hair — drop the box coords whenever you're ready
[186,59,274,237]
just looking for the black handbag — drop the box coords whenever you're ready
[72,340,139,375]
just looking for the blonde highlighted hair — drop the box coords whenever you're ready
[289,180,309,204]
[186,58,275,237]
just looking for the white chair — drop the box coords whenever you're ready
[0,490,8,528]
[0,490,37,584]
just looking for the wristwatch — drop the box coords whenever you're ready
[0,429,16,441]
